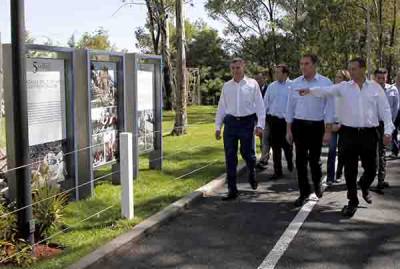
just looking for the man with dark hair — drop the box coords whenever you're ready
[374,68,399,190]
[286,54,335,207]
[298,58,394,217]
[264,64,293,179]
[215,58,265,201]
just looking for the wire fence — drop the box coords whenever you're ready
[0,122,224,219]
[0,156,225,264]
[2,122,212,175]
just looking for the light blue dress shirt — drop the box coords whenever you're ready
[286,73,334,123]
[383,84,399,121]
[264,79,291,119]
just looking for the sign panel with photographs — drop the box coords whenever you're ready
[90,61,119,168]
[137,70,154,153]
[26,58,67,184]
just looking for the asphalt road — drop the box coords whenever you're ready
[89,153,400,269]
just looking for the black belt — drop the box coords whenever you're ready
[293,118,324,125]
[226,114,256,121]
[341,125,377,133]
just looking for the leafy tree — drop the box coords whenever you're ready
[76,27,115,50]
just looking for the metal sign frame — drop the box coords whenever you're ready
[74,49,126,199]
[133,53,163,171]
[3,44,77,201]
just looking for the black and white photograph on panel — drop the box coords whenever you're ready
[137,69,155,153]
[91,106,118,135]
[91,133,105,168]
[29,141,65,186]
[90,61,118,108]
[90,61,119,168]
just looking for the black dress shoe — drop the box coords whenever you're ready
[314,185,323,198]
[378,181,390,188]
[222,192,238,201]
[341,204,358,217]
[249,179,258,190]
[287,161,294,172]
[248,170,258,190]
[362,188,372,204]
[270,172,283,180]
[294,196,306,207]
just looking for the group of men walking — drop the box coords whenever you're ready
[215,54,398,217]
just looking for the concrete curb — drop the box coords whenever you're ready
[67,164,247,269]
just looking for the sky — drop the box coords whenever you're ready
[0,0,224,52]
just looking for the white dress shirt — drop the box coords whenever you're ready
[334,96,342,123]
[215,76,266,131]
[309,79,395,135]
[286,73,335,123]
[264,79,291,119]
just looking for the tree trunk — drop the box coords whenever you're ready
[268,0,278,64]
[145,0,160,54]
[172,0,187,135]
[377,0,384,67]
[387,0,397,81]
[160,5,174,110]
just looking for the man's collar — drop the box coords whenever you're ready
[278,78,289,84]
[350,78,371,87]
[232,75,247,83]
[301,73,320,81]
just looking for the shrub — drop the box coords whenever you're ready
[0,203,35,267]
[32,184,68,241]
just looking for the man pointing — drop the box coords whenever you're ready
[298,58,394,217]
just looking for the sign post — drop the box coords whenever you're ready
[10,0,34,243]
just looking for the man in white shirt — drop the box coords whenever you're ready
[373,68,399,190]
[264,64,293,179]
[286,54,334,207]
[298,58,394,217]
[215,58,265,201]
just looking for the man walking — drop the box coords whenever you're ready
[298,58,394,217]
[286,54,334,207]
[215,58,265,201]
[264,64,294,180]
[374,68,399,190]
[255,73,270,168]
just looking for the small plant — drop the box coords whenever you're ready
[0,202,35,267]
[32,184,69,241]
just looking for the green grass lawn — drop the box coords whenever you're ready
[10,106,229,269]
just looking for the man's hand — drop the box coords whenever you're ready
[332,124,341,132]
[383,134,391,146]
[255,127,263,137]
[215,130,222,140]
[298,88,311,96]
[323,131,332,145]
[286,130,293,145]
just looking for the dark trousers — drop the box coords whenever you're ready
[339,126,378,206]
[223,114,257,194]
[292,119,325,198]
[392,112,400,156]
[377,122,386,183]
[268,115,293,174]
[327,131,344,182]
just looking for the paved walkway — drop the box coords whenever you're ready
[89,151,400,269]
